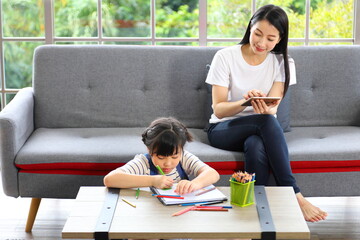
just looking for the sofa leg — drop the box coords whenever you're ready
[25,198,42,232]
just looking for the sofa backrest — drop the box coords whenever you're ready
[289,46,360,127]
[33,45,219,129]
[33,45,360,130]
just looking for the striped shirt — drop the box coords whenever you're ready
[118,150,207,182]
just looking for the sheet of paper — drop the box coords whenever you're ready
[151,184,227,205]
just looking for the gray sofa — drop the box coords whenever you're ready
[1,45,360,230]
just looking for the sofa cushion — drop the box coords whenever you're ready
[15,126,360,176]
[15,128,244,175]
[276,86,291,132]
[289,46,360,127]
[33,45,220,129]
[285,126,360,173]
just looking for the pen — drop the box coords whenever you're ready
[136,188,140,199]
[195,186,216,196]
[122,198,136,208]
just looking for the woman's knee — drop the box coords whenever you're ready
[259,114,282,132]
[244,135,265,152]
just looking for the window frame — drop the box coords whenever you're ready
[0,0,359,109]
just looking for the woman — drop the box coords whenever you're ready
[206,4,327,222]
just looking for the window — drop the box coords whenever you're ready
[0,0,358,109]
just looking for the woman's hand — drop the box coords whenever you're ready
[244,89,266,99]
[244,89,280,114]
[174,180,202,195]
[152,175,174,189]
[251,99,280,114]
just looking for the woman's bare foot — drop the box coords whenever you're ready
[296,192,328,222]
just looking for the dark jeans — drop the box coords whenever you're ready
[207,114,300,193]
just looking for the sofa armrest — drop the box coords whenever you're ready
[0,87,34,197]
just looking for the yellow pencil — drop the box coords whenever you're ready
[122,198,136,208]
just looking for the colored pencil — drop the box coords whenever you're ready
[152,194,181,197]
[172,206,195,216]
[155,195,184,199]
[122,198,136,208]
[194,206,224,209]
[195,186,216,196]
[193,208,228,211]
[156,165,165,175]
[135,188,140,199]
[198,200,225,206]
[180,201,213,206]
[202,205,232,209]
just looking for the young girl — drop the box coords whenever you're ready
[103,117,220,195]
[206,4,327,222]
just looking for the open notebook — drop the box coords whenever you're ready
[150,184,227,206]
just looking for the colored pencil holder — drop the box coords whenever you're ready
[229,180,255,207]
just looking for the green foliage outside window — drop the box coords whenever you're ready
[54,0,98,37]
[207,0,252,38]
[102,0,151,37]
[2,0,44,37]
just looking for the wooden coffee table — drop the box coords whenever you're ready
[62,186,310,240]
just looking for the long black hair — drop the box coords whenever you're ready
[142,117,193,156]
[240,4,290,97]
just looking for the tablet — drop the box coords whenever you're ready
[241,97,281,106]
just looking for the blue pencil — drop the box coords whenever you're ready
[180,201,224,206]
[198,200,225,206]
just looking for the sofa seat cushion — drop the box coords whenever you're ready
[15,128,244,175]
[286,126,360,173]
[15,126,360,176]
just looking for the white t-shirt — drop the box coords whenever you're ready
[206,45,296,124]
[118,150,207,182]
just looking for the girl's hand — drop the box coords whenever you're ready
[152,175,174,189]
[251,98,280,114]
[243,89,266,99]
[174,180,202,195]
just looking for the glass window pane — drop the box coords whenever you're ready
[55,42,99,45]
[256,0,306,39]
[156,0,199,38]
[288,42,305,46]
[2,0,44,37]
[6,93,16,105]
[208,0,251,38]
[156,42,198,46]
[54,0,98,37]
[310,0,354,39]
[102,0,150,37]
[207,42,239,47]
[309,42,352,46]
[103,41,151,45]
[4,42,43,89]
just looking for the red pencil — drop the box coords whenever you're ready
[155,195,184,199]
[192,206,224,209]
[193,208,228,211]
[172,206,195,216]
